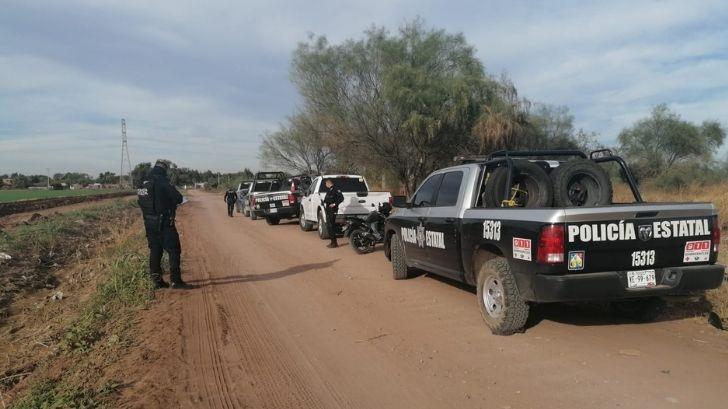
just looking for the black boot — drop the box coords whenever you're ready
[327,241,338,248]
[154,278,169,289]
[170,279,191,289]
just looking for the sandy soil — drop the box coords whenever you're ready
[123,191,728,409]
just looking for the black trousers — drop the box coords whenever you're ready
[227,202,235,217]
[326,208,338,243]
[143,215,182,283]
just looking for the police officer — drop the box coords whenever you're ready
[137,160,187,289]
[323,178,344,248]
[223,187,237,217]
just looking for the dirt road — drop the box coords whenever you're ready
[135,191,728,409]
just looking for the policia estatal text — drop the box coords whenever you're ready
[137,160,188,289]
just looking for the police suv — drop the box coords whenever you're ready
[384,150,724,335]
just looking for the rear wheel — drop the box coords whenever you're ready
[299,207,314,231]
[551,159,612,207]
[350,229,373,254]
[317,211,330,240]
[265,217,280,225]
[476,258,529,335]
[390,233,414,280]
[482,160,553,208]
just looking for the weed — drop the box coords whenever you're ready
[11,378,122,409]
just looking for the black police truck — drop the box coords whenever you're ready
[384,150,724,335]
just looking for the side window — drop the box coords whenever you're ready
[412,174,443,207]
[435,171,463,207]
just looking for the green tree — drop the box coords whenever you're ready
[618,104,725,180]
[131,162,152,188]
[292,19,495,194]
[97,171,117,184]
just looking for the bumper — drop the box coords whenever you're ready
[520,264,725,303]
[260,206,298,218]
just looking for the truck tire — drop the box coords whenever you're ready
[265,217,280,225]
[390,233,414,280]
[476,258,529,335]
[317,211,330,240]
[483,160,552,208]
[611,297,665,322]
[550,159,612,207]
[299,206,314,231]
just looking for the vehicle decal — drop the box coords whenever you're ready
[482,220,501,241]
[512,238,531,261]
[567,219,709,243]
[630,250,655,267]
[683,240,711,263]
[568,251,584,270]
[400,223,446,249]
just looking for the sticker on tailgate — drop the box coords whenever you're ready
[512,238,531,261]
[683,240,710,263]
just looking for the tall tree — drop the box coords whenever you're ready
[618,104,725,180]
[259,111,335,174]
[292,19,495,194]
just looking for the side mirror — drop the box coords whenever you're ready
[391,195,409,208]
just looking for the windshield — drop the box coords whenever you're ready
[326,177,368,193]
[252,181,272,192]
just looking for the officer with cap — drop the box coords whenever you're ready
[223,187,237,217]
[137,159,187,289]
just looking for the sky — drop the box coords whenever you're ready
[1,0,727,175]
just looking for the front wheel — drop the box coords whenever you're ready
[317,212,330,240]
[299,207,314,231]
[476,258,529,335]
[390,233,414,280]
[349,229,373,254]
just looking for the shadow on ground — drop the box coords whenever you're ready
[187,259,341,288]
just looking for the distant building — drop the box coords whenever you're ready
[88,183,103,189]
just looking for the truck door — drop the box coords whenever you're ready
[400,173,443,265]
[425,170,467,278]
[304,177,321,221]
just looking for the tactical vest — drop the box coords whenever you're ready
[137,179,156,216]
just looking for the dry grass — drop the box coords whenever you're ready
[614,181,728,324]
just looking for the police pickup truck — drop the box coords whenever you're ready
[251,175,311,225]
[246,171,286,220]
[384,150,724,335]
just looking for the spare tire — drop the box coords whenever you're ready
[483,160,553,208]
[550,159,612,207]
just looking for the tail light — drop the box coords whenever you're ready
[712,216,721,254]
[537,225,565,264]
[288,193,297,204]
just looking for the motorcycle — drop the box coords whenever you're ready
[343,203,392,254]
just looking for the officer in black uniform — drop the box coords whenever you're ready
[223,188,237,217]
[137,160,187,289]
[323,178,344,248]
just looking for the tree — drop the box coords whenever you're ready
[131,162,152,188]
[472,75,530,152]
[618,104,726,180]
[97,171,117,184]
[291,19,495,194]
[259,111,335,174]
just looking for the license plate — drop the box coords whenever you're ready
[269,203,276,208]
[269,208,277,213]
[627,269,656,289]
[282,200,290,206]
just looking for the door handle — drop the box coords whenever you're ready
[444,217,455,223]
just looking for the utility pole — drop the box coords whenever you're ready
[119,119,132,189]
[46,168,50,189]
